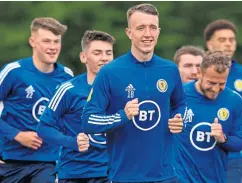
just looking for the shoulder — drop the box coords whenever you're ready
[153,55,177,68]
[56,63,74,77]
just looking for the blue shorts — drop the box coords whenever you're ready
[58,177,110,183]
[112,177,178,183]
[227,158,242,183]
[1,160,56,183]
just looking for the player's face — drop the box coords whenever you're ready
[197,66,229,100]
[81,40,113,75]
[30,28,61,64]
[206,29,236,58]
[178,54,203,83]
[126,12,160,56]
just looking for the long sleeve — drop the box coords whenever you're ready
[220,100,242,152]
[0,63,22,140]
[81,68,130,133]
[37,82,79,151]
[170,67,187,117]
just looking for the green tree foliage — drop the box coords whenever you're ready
[0,1,242,75]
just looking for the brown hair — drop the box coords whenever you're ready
[30,17,67,35]
[204,19,237,41]
[174,45,205,65]
[127,3,159,25]
[201,51,231,73]
[81,30,115,50]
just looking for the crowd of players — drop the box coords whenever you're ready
[0,3,242,183]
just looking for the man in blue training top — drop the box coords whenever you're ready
[174,51,242,183]
[204,19,242,183]
[80,3,186,183]
[0,17,88,183]
[173,45,204,83]
[37,30,115,183]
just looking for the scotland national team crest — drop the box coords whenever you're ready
[156,79,168,92]
[217,108,229,121]
[234,79,242,92]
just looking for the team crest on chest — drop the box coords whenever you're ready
[234,79,242,92]
[125,84,135,98]
[156,79,168,92]
[217,108,229,121]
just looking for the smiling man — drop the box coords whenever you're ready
[0,17,89,183]
[80,3,186,183]
[204,19,242,183]
[37,30,115,183]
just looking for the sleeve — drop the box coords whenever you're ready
[81,68,130,133]
[219,98,242,152]
[170,67,187,117]
[0,63,21,140]
[37,82,79,151]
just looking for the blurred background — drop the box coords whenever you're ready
[1,1,242,75]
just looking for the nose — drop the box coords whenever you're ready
[144,27,152,37]
[101,53,113,63]
[191,66,198,74]
[212,85,220,93]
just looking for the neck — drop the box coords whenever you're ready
[87,71,95,85]
[131,46,153,62]
[195,80,204,96]
[32,54,55,73]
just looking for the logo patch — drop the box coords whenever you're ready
[87,88,93,102]
[183,107,194,127]
[190,122,217,151]
[217,108,229,121]
[156,79,168,92]
[132,100,161,131]
[125,84,135,98]
[25,85,35,99]
[234,79,242,92]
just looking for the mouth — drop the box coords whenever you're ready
[46,52,57,57]
[141,40,153,44]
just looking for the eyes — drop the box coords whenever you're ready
[92,50,113,56]
[218,37,236,43]
[42,39,60,44]
[136,25,158,31]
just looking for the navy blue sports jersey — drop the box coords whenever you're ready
[0,57,73,161]
[226,60,242,160]
[174,81,242,183]
[81,51,186,182]
[37,73,108,179]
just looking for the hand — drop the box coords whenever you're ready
[168,113,183,133]
[14,131,43,150]
[124,98,139,120]
[210,118,225,143]
[77,133,89,152]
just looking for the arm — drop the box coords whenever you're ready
[81,68,132,134]
[170,67,187,117]
[219,104,242,152]
[37,82,86,151]
[0,63,22,140]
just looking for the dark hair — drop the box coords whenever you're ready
[204,19,237,41]
[30,17,67,35]
[174,45,205,65]
[201,51,231,73]
[81,30,115,50]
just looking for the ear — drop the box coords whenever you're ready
[125,28,132,40]
[29,36,35,48]
[197,67,202,80]
[206,40,213,51]
[80,52,87,64]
